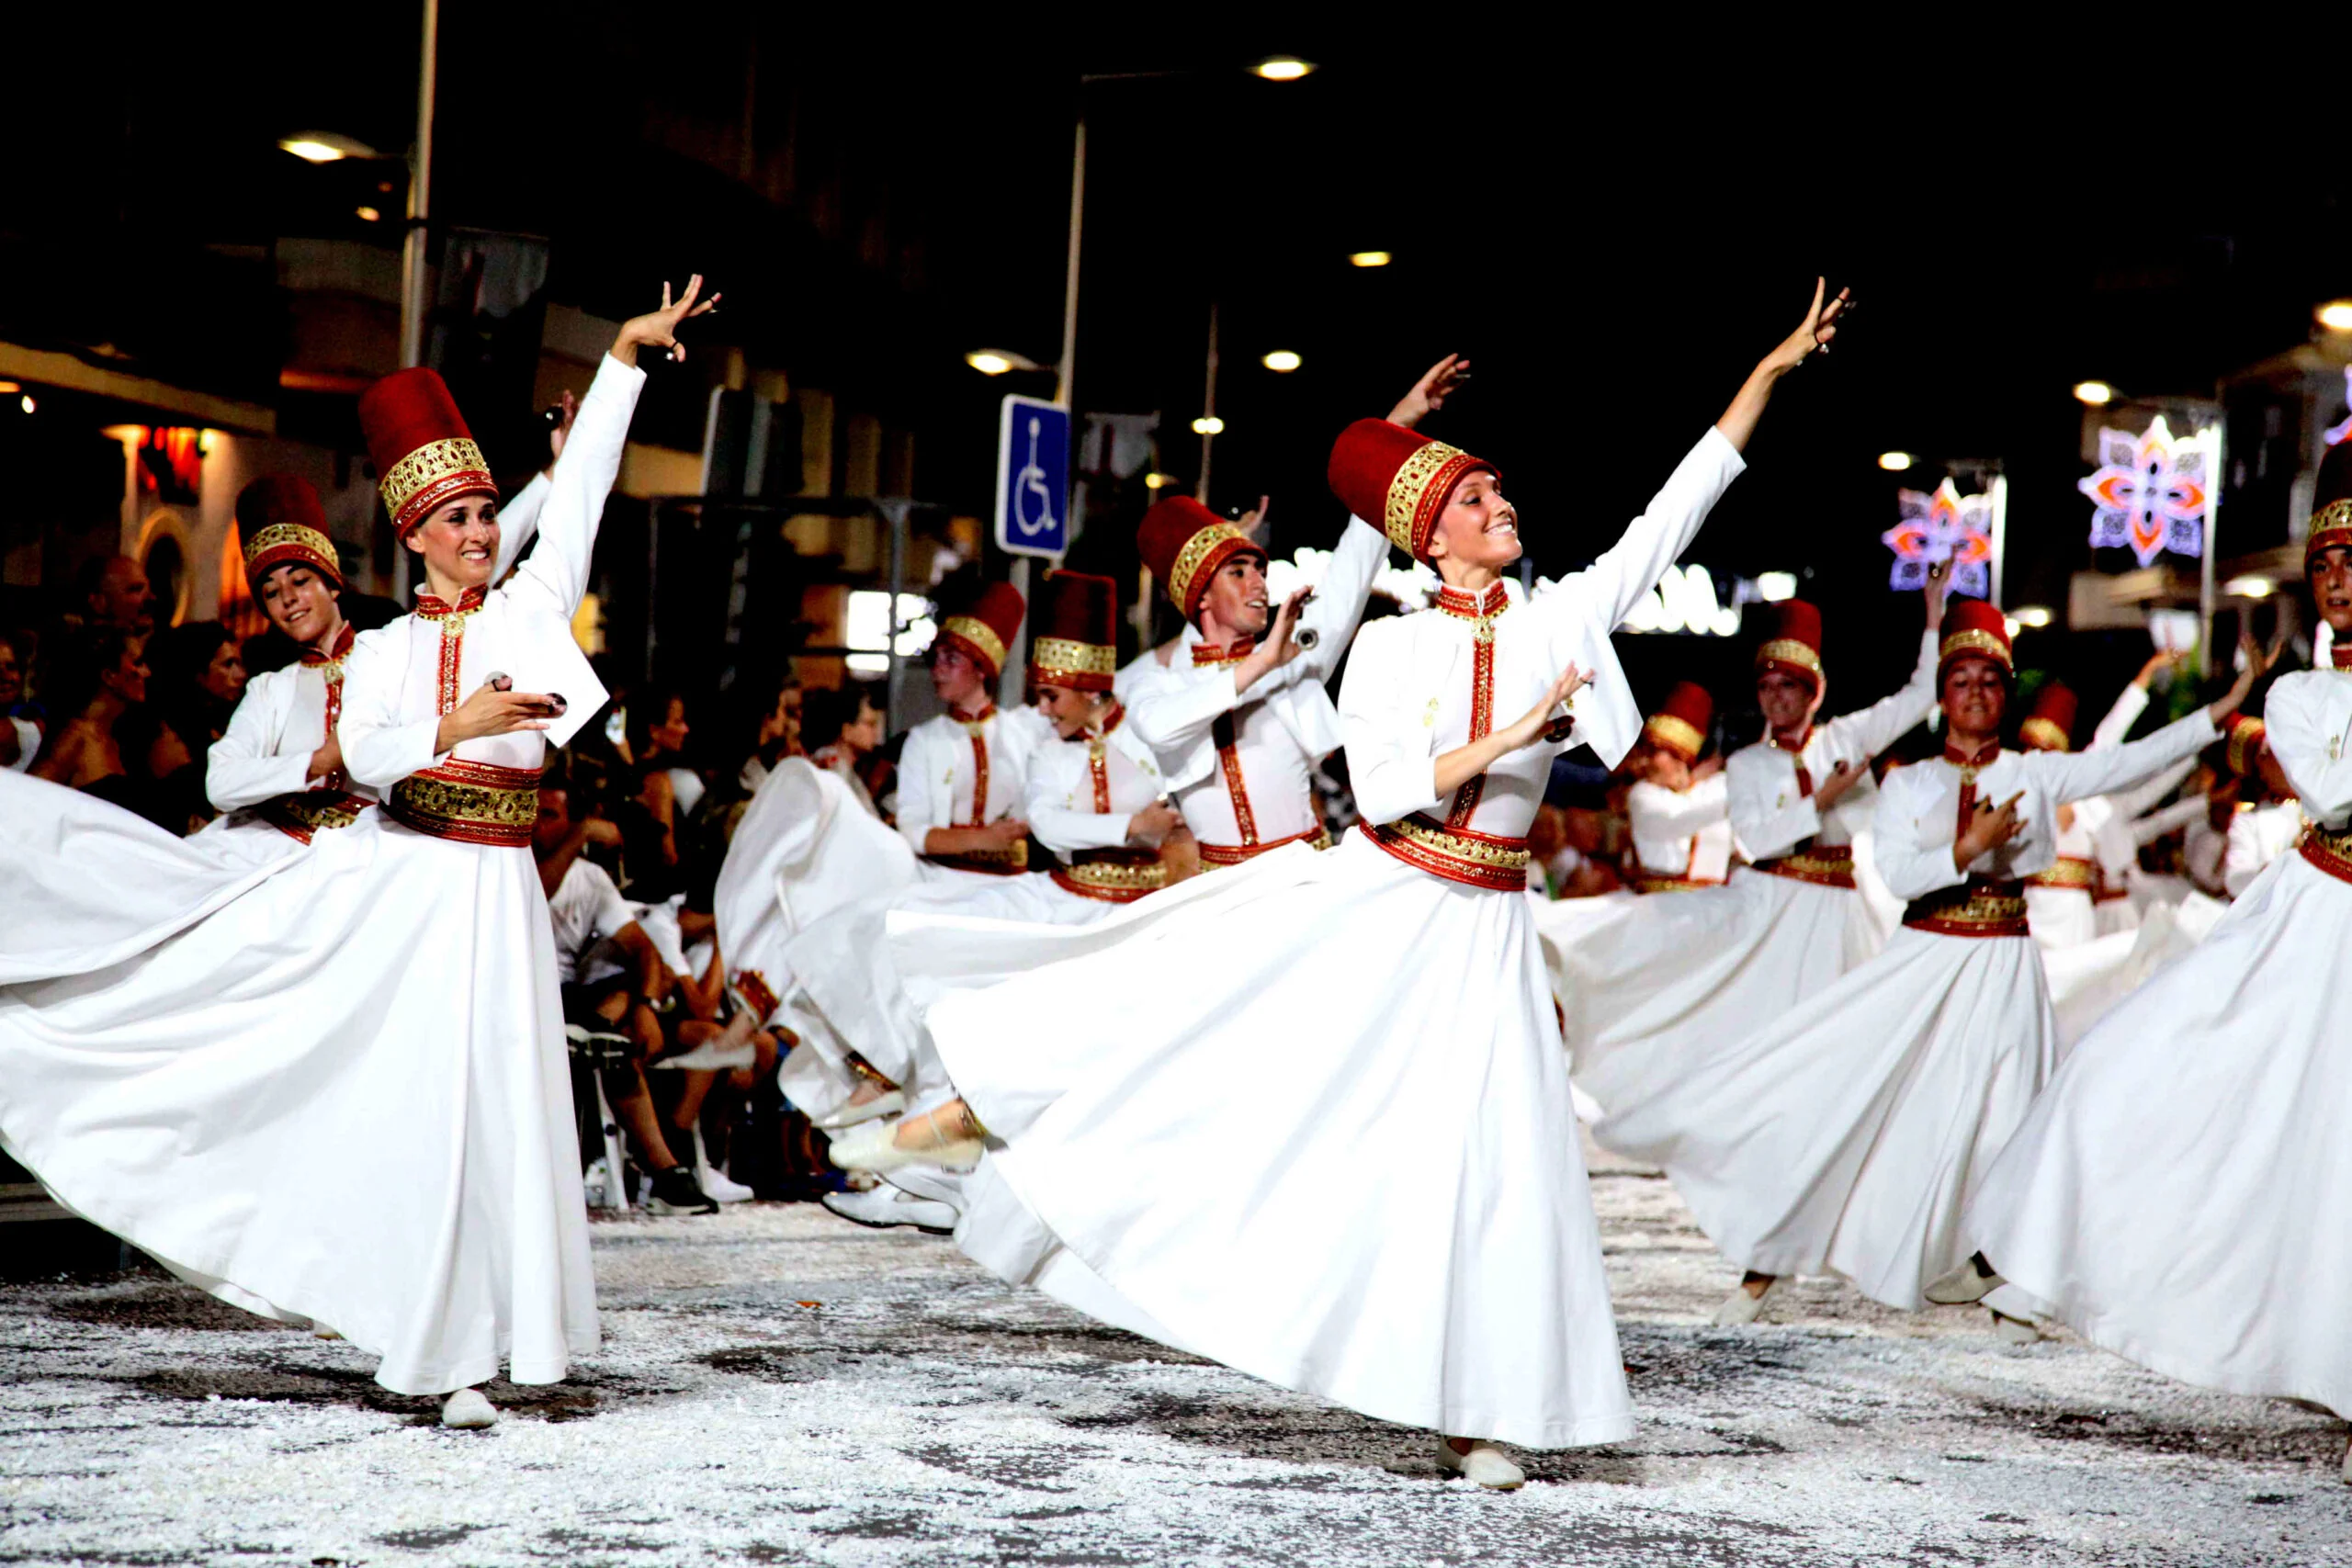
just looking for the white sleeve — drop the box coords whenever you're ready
[6,716,37,773]
[206,671,311,809]
[1023,744,1133,856]
[2264,676,2352,821]
[1128,664,1244,758]
[894,727,944,857]
[339,627,443,788]
[1727,749,1819,862]
[1871,767,1968,901]
[587,865,635,942]
[1293,517,1389,684]
[1825,630,1939,761]
[2028,711,2218,806]
[505,355,646,621]
[2132,795,2208,845]
[2088,682,2151,751]
[1541,427,1746,637]
[1337,621,1445,825]
[1630,773,1729,840]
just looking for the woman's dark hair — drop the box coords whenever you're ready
[625,684,688,766]
[43,624,140,718]
[802,682,882,753]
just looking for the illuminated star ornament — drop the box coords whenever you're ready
[2078,413,2212,567]
[1883,479,1996,597]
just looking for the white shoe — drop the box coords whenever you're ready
[689,1128,756,1203]
[827,1118,983,1174]
[441,1388,499,1429]
[822,1186,957,1235]
[819,1089,907,1131]
[1713,1278,1778,1326]
[1925,1254,2006,1305]
[1437,1438,1524,1490]
[311,1325,343,1341]
[1989,1310,2043,1345]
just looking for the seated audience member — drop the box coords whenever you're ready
[734,671,802,793]
[0,630,38,772]
[138,621,247,831]
[31,626,151,810]
[74,555,156,638]
[619,685,695,902]
[802,682,887,817]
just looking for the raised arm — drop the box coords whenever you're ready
[1292,516,1389,685]
[490,470,550,585]
[2029,709,2220,806]
[1826,626,1940,763]
[205,671,311,809]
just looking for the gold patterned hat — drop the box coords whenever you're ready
[357,367,496,537]
[1326,417,1497,563]
[1028,570,1119,692]
[1938,598,2013,680]
[936,581,1026,682]
[2222,712,2267,780]
[1753,599,1824,692]
[1642,681,1713,761]
[1137,495,1263,619]
[235,474,341,587]
[2307,440,2352,570]
[2019,682,2076,752]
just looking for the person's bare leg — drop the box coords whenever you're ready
[1740,1270,1776,1299]
[670,1068,719,1135]
[610,1067,682,1171]
[889,1099,985,1150]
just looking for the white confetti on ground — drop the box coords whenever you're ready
[4,1138,2346,1567]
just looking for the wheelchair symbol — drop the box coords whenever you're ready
[1012,417,1058,537]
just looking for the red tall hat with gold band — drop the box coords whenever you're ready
[2019,682,2077,752]
[936,581,1026,682]
[1642,681,1713,761]
[2306,439,2352,569]
[2222,712,2268,780]
[1326,418,1497,563]
[1137,496,1262,620]
[1938,599,2014,678]
[1028,570,1119,692]
[1753,600,1825,692]
[236,474,342,588]
[357,367,496,538]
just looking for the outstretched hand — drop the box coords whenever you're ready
[1759,277,1852,377]
[1506,663,1589,750]
[615,275,721,367]
[1388,354,1472,430]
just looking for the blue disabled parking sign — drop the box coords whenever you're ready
[994,394,1069,558]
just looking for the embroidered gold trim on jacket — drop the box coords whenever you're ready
[927,842,1029,876]
[2301,822,2352,886]
[1365,814,1531,892]
[1902,877,2029,938]
[385,759,540,846]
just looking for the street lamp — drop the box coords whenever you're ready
[1261,351,1301,372]
[1348,251,1392,268]
[1878,451,1914,472]
[2319,300,2352,333]
[2073,380,2115,406]
[965,349,1039,377]
[277,131,379,163]
[1193,416,1225,436]
[1250,56,1316,81]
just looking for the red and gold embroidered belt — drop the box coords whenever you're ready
[927,841,1029,876]
[254,789,372,845]
[2025,855,2097,894]
[2301,823,2352,886]
[1902,877,2029,939]
[1050,847,1168,904]
[385,759,541,847]
[1632,871,1728,895]
[1747,845,1856,890]
[1196,822,1333,869]
[1365,815,1531,892]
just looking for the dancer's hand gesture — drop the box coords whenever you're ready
[2207,630,2269,723]
[1388,355,1472,430]
[1760,277,1852,377]
[615,275,721,367]
[437,676,564,752]
[1814,760,1863,809]
[1955,790,2027,869]
[1503,663,1589,751]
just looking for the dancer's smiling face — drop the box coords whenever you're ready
[1034,683,1108,739]
[1196,553,1272,640]
[1755,668,1818,739]
[1425,471,1517,575]
[403,493,501,593]
[1940,656,2008,739]
[259,563,340,646]
[2312,546,2352,635]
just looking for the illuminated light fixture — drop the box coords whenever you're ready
[964,349,1035,376]
[0,381,17,394]
[355,206,382,223]
[1754,570,1799,603]
[2318,300,2352,333]
[277,131,376,164]
[2222,575,2276,598]
[1143,472,1179,491]
[2010,605,2054,628]
[1883,477,1998,598]
[1623,562,1743,637]
[1878,450,1914,471]
[1261,350,1302,372]
[1192,415,1225,435]
[1250,56,1315,81]
[2004,616,2022,639]
[18,396,32,414]
[2080,413,2215,567]
[2073,380,2115,406]
[1349,251,1392,268]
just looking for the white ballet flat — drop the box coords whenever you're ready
[818,1090,905,1131]
[1712,1278,1778,1326]
[828,1118,982,1174]
[1989,1310,2043,1345]
[440,1388,499,1429]
[1925,1254,2006,1306]
[1437,1438,1524,1490]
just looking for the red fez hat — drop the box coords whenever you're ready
[2222,713,2267,780]
[1029,570,1119,692]
[1137,496,1262,620]
[1326,418,1497,563]
[1642,681,1713,761]
[236,474,341,588]
[357,367,495,537]
[936,581,1026,682]
[1754,599,1825,691]
[1938,599,2013,678]
[2307,440,2352,570]
[2019,682,2077,752]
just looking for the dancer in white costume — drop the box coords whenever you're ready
[1951,491,2352,1483]
[1604,597,2252,1329]
[793,573,1179,1234]
[1621,682,1733,892]
[2071,651,2196,936]
[1564,587,1940,1121]
[0,281,713,1427]
[836,285,1852,1487]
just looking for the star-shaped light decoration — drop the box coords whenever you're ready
[1883,478,1996,597]
[2078,413,2211,567]
[2324,367,2352,446]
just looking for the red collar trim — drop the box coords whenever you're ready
[1768,725,1814,755]
[1098,701,1125,737]
[416,586,487,619]
[1192,638,1254,667]
[300,624,356,666]
[953,700,997,728]
[1434,581,1511,622]
[2334,644,2352,671]
[1943,739,2001,768]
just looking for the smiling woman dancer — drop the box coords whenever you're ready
[1946,462,2352,1484]
[0,278,712,1428]
[834,284,1849,1488]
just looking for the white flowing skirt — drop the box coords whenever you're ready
[0,779,594,1395]
[1561,868,1866,1118]
[1600,923,2056,1310]
[899,831,1632,1450]
[1968,852,2352,1415]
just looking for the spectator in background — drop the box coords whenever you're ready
[620,685,695,901]
[30,626,149,809]
[76,555,156,638]
[0,631,37,772]
[734,671,802,793]
[134,622,248,833]
[802,681,886,818]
